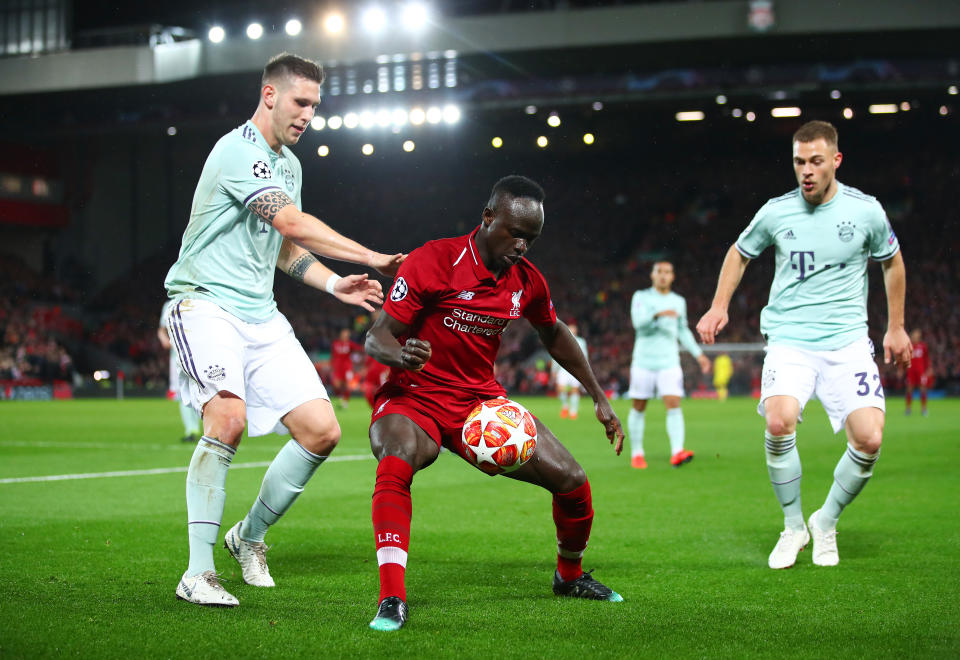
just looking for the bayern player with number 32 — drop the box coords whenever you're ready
[363,175,625,631]
[696,120,912,570]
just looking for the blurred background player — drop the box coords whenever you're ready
[551,320,588,419]
[331,327,363,408]
[363,312,390,408]
[696,120,912,569]
[158,300,202,443]
[905,328,932,416]
[364,175,624,631]
[627,261,711,469]
[713,353,734,401]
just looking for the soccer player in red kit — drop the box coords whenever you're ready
[330,327,362,407]
[364,175,625,631]
[905,328,932,416]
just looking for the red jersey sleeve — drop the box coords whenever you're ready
[383,245,438,326]
[521,262,558,327]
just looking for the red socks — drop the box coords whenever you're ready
[372,456,414,602]
[374,459,594,597]
[553,479,593,582]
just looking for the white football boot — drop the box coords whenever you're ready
[808,510,840,566]
[176,571,238,607]
[768,525,810,569]
[224,521,275,587]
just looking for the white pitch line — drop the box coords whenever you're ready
[0,440,199,451]
[0,453,373,485]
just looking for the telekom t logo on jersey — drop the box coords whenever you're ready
[790,251,815,281]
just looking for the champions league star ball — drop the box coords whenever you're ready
[461,398,538,475]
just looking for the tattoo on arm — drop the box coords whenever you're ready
[248,190,294,225]
[287,252,318,283]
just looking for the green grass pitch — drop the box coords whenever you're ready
[1,397,957,658]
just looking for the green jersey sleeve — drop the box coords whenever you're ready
[867,204,899,261]
[735,204,774,259]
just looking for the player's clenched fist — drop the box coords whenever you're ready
[399,338,431,371]
[696,307,728,345]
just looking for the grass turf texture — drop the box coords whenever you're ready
[1,397,957,658]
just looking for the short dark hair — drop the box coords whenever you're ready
[262,52,324,87]
[486,175,545,212]
[793,120,838,148]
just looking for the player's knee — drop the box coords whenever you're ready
[206,414,245,446]
[765,416,796,437]
[298,422,341,455]
[851,426,883,455]
[555,463,586,494]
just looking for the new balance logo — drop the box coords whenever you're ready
[456,291,475,300]
[783,229,796,240]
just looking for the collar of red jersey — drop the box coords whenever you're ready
[465,226,498,284]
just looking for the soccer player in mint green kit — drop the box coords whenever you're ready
[165,53,404,606]
[551,320,589,419]
[697,120,912,569]
[627,261,711,469]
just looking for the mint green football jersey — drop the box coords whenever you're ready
[630,288,703,370]
[164,121,303,323]
[736,182,899,350]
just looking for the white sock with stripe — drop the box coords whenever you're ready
[765,431,804,531]
[818,443,879,531]
[185,436,234,576]
[240,439,327,543]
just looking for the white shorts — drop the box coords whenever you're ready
[758,336,885,434]
[555,368,580,389]
[167,298,328,437]
[627,365,684,400]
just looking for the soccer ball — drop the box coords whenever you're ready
[461,397,538,475]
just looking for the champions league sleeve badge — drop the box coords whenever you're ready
[390,277,408,302]
[252,161,273,179]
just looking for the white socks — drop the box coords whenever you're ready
[765,432,804,530]
[240,439,327,543]
[179,401,201,436]
[666,408,685,455]
[628,409,645,457]
[185,436,234,576]
[819,443,879,531]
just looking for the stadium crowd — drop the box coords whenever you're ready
[2,129,957,397]
[0,256,79,383]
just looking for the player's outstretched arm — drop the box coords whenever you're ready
[249,190,405,276]
[277,239,384,311]
[535,320,624,454]
[365,310,431,371]
[881,251,912,369]
[696,244,751,344]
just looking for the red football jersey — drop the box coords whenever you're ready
[908,341,930,375]
[382,227,557,396]
[331,339,362,373]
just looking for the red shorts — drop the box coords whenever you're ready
[370,383,503,452]
[906,371,930,388]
